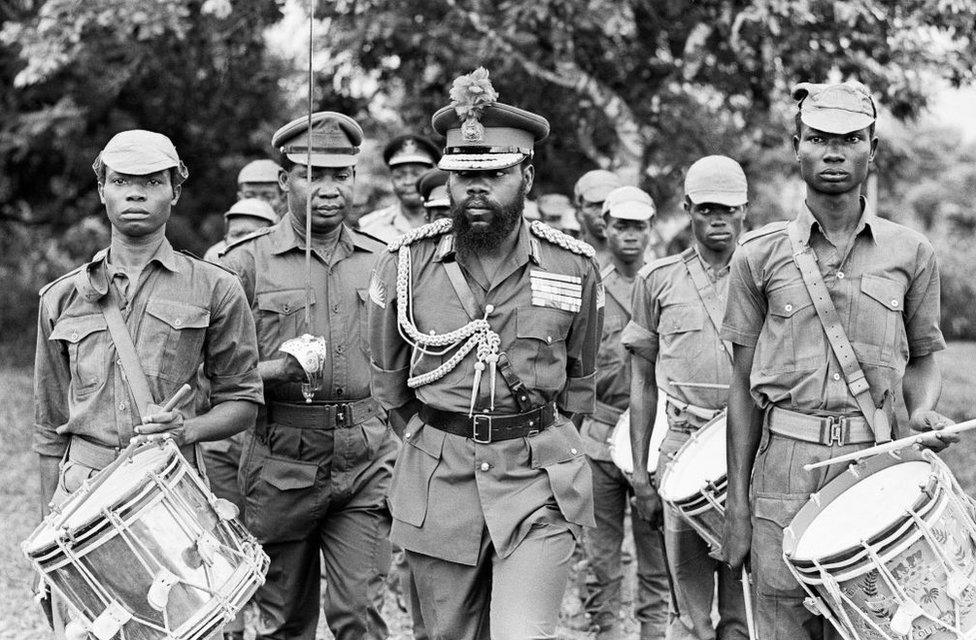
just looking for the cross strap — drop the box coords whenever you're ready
[681,248,733,362]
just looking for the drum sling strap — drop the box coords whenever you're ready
[785,221,892,444]
[681,248,733,362]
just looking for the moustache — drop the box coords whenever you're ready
[463,197,502,211]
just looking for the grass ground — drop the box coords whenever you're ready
[1,342,973,639]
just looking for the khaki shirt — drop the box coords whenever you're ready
[358,202,417,244]
[33,240,263,457]
[220,220,385,404]
[368,220,602,564]
[721,204,945,414]
[622,246,732,412]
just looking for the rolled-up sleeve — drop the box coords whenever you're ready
[904,241,945,357]
[558,258,603,414]
[204,277,264,406]
[721,247,766,347]
[621,270,660,363]
[368,250,413,410]
[33,296,71,457]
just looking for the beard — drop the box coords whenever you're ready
[451,182,526,253]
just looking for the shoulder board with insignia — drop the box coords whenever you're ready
[180,250,239,277]
[387,218,453,252]
[529,220,595,258]
[218,226,275,256]
[737,220,789,246]
[38,263,87,297]
[636,253,683,279]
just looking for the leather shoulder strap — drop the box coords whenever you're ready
[785,221,891,443]
[442,259,481,321]
[99,286,157,418]
[681,249,733,362]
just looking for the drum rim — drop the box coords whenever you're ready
[658,411,727,502]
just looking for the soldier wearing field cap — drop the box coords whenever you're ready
[368,67,602,640]
[537,193,575,230]
[417,168,451,223]
[203,198,279,262]
[237,158,285,218]
[220,112,398,640]
[579,185,670,640]
[722,82,955,639]
[33,130,264,636]
[574,169,622,266]
[359,134,441,241]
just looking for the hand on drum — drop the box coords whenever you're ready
[631,481,663,526]
[722,510,752,571]
[909,410,958,452]
[133,410,187,446]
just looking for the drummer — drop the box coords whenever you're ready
[579,186,669,639]
[721,81,956,639]
[622,156,750,640]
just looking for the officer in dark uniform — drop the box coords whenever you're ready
[220,111,398,640]
[368,67,603,640]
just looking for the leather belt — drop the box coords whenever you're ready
[665,394,723,422]
[66,436,198,471]
[591,401,624,427]
[767,406,874,446]
[267,397,380,429]
[419,402,558,443]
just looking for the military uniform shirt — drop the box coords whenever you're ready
[34,240,264,457]
[358,202,416,244]
[622,247,732,412]
[220,220,384,403]
[721,203,945,414]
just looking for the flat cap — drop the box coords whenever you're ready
[433,67,549,171]
[384,135,440,168]
[792,81,876,135]
[417,169,450,208]
[272,111,364,168]
[237,159,282,184]
[684,155,748,207]
[94,130,188,184]
[574,170,622,203]
[537,193,574,218]
[603,186,655,221]
[225,198,278,224]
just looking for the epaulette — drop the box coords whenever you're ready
[38,263,86,297]
[737,220,789,246]
[351,227,386,246]
[387,218,453,252]
[180,250,238,277]
[529,220,595,258]
[218,226,274,256]
[637,253,683,279]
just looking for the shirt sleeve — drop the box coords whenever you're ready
[217,247,255,304]
[33,295,71,457]
[904,241,946,357]
[620,270,660,363]
[367,250,414,410]
[721,246,766,347]
[203,276,264,406]
[558,258,603,414]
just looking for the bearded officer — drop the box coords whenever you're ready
[721,82,955,639]
[624,156,750,640]
[220,111,398,640]
[368,67,602,640]
[359,134,441,242]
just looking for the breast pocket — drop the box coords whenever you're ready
[255,289,313,355]
[50,314,109,398]
[658,302,704,378]
[761,284,820,374]
[854,275,905,366]
[141,299,210,383]
[515,307,574,392]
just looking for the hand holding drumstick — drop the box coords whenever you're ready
[132,384,194,446]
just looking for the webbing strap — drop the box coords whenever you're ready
[443,259,481,320]
[681,249,733,361]
[785,221,891,443]
[99,286,157,421]
[496,352,535,413]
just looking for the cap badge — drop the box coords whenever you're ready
[402,139,419,154]
[450,67,498,144]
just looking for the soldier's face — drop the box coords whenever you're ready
[793,123,877,196]
[576,197,607,239]
[390,163,429,207]
[99,168,180,238]
[604,216,650,262]
[685,199,745,251]
[238,181,284,218]
[282,164,355,234]
[426,205,451,223]
[448,163,533,250]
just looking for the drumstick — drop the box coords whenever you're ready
[156,382,194,415]
[741,568,757,640]
[803,417,976,471]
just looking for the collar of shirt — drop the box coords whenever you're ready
[689,244,731,280]
[431,221,547,271]
[794,196,875,246]
[269,219,369,262]
[75,240,179,301]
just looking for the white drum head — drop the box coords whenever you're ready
[659,414,727,501]
[792,460,930,561]
[610,401,668,475]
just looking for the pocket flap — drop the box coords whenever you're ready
[50,314,107,343]
[529,421,584,468]
[753,494,809,529]
[406,423,446,459]
[516,307,572,343]
[146,299,210,329]
[658,303,704,335]
[860,275,905,312]
[768,285,812,318]
[261,456,317,491]
[256,289,313,315]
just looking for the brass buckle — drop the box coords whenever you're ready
[472,414,493,444]
[825,416,844,446]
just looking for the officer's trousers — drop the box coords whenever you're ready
[239,416,397,640]
[406,522,576,640]
[583,457,670,636]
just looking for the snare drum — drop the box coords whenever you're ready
[23,439,269,640]
[784,450,976,640]
[609,401,669,477]
[658,412,728,557]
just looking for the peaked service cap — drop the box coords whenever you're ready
[384,135,440,167]
[792,81,877,135]
[417,169,450,208]
[272,111,364,168]
[574,170,622,203]
[94,129,188,185]
[684,155,748,207]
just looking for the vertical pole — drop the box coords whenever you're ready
[304,0,314,331]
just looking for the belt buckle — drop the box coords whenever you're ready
[825,415,844,446]
[472,414,493,444]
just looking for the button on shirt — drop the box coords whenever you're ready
[622,247,732,412]
[220,221,385,403]
[721,203,945,414]
[34,240,264,457]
